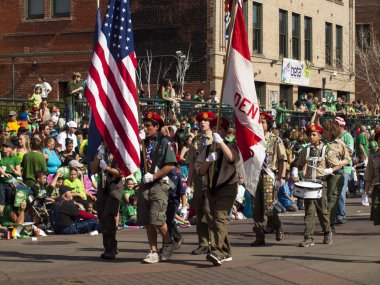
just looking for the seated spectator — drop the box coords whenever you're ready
[29,107,42,133]
[16,133,31,162]
[59,138,80,166]
[21,138,47,187]
[278,180,298,212]
[120,178,136,226]
[30,171,50,200]
[43,137,61,175]
[40,99,51,123]
[56,121,78,152]
[7,111,20,134]
[18,106,29,131]
[47,171,64,198]
[1,200,27,228]
[50,185,100,235]
[125,194,138,226]
[87,201,97,216]
[64,166,96,209]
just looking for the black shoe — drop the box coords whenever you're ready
[101,253,116,259]
[276,227,284,241]
[206,252,223,266]
[250,238,265,246]
[191,246,209,255]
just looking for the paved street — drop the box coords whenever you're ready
[0,197,379,285]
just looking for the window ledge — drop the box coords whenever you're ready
[22,17,73,23]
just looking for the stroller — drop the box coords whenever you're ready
[8,180,54,234]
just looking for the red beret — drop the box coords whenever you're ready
[375,129,380,141]
[196,111,216,122]
[210,117,230,130]
[260,112,273,122]
[307,125,323,135]
[143,112,164,127]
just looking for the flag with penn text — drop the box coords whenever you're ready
[84,0,140,176]
[222,0,266,195]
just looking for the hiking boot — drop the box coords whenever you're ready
[250,238,265,246]
[191,246,209,255]
[160,242,176,261]
[323,232,333,245]
[206,252,223,266]
[175,237,184,250]
[143,251,160,264]
[276,227,284,241]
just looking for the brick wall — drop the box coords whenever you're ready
[355,0,380,104]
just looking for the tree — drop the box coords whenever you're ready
[355,25,380,105]
[175,45,192,95]
[142,50,153,98]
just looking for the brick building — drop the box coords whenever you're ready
[0,0,355,108]
[355,0,380,104]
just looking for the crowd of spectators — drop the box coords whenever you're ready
[0,76,379,240]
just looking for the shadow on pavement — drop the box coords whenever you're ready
[253,253,378,264]
[0,251,141,263]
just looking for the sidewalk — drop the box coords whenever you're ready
[0,198,379,285]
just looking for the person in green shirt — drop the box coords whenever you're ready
[65,72,83,122]
[125,194,138,226]
[0,141,22,213]
[120,178,136,226]
[64,167,96,209]
[275,99,287,127]
[355,125,369,160]
[21,138,47,187]
[335,117,354,223]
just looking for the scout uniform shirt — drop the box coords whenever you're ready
[98,151,123,201]
[186,132,213,189]
[142,133,177,177]
[265,132,287,172]
[297,143,327,180]
[195,141,240,191]
[325,139,351,171]
[365,149,380,185]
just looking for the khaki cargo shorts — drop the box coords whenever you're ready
[137,180,170,226]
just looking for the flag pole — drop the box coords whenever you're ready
[209,0,238,189]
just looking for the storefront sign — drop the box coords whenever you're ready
[281,58,311,86]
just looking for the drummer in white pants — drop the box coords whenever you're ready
[293,125,332,247]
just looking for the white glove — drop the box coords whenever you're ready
[206,152,218,162]
[143,173,154,183]
[212,133,223,144]
[99,160,107,171]
[97,145,105,159]
[324,168,333,175]
[139,130,146,141]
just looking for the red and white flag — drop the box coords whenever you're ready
[84,0,140,176]
[222,1,266,195]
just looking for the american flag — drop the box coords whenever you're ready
[84,0,140,176]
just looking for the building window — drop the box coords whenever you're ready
[253,2,262,54]
[336,25,343,68]
[356,23,372,50]
[325,22,333,66]
[27,0,44,19]
[279,10,288,58]
[292,13,300,60]
[304,17,312,62]
[52,0,71,17]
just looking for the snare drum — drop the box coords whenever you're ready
[294,181,323,199]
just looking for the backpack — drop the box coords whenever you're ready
[49,199,65,233]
